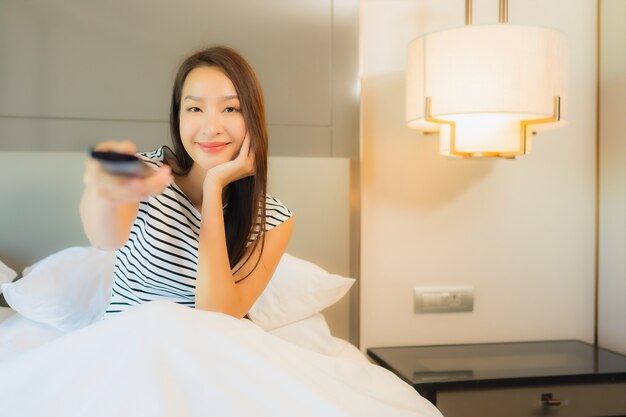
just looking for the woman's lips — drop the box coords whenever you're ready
[197,141,229,153]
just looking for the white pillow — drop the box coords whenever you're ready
[1,247,115,332]
[268,313,342,356]
[0,259,17,288]
[2,249,353,334]
[248,253,355,330]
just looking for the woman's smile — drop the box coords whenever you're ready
[196,141,230,153]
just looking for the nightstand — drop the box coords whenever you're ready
[367,340,626,417]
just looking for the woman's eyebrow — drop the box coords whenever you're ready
[182,95,239,101]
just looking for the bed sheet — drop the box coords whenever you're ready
[0,307,66,362]
[0,307,363,364]
[0,301,442,417]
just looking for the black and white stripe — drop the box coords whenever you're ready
[104,148,292,316]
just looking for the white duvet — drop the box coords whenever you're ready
[0,301,442,417]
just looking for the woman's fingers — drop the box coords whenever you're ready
[93,140,137,155]
[96,166,172,203]
[237,134,256,175]
[239,134,251,157]
[84,140,173,204]
[141,165,173,196]
[203,133,257,190]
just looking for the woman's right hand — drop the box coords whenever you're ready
[83,140,173,205]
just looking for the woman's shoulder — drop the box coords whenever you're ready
[265,195,292,215]
[137,146,167,168]
[264,194,292,230]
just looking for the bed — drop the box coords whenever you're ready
[0,152,441,417]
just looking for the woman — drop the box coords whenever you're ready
[80,46,294,319]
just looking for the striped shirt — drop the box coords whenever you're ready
[104,147,292,316]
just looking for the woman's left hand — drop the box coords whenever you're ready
[203,133,256,191]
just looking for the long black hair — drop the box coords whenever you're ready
[168,46,267,272]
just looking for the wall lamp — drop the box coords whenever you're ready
[406,0,568,158]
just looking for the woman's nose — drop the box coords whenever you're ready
[200,110,223,136]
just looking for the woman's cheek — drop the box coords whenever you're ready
[179,120,193,140]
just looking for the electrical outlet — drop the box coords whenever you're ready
[414,286,474,314]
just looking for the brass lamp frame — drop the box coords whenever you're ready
[424,96,562,158]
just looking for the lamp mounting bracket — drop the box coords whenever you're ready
[465,0,508,25]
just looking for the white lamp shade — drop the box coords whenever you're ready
[406,24,568,156]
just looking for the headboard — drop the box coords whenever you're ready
[0,152,354,342]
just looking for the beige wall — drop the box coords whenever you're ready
[598,0,626,355]
[0,0,359,159]
[360,0,597,348]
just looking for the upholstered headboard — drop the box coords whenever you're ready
[0,152,354,341]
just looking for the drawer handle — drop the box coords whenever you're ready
[541,393,569,407]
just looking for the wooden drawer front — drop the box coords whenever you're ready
[436,382,626,417]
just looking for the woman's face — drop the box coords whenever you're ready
[179,65,246,173]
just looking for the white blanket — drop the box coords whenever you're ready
[0,301,442,417]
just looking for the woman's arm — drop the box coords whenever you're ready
[194,136,293,318]
[79,141,173,250]
[195,187,293,317]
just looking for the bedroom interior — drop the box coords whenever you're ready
[0,0,361,342]
[1,0,625,416]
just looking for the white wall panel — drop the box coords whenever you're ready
[598,0,626,355]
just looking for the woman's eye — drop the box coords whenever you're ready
[187,107,201,113]
[224,107,239,113]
